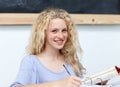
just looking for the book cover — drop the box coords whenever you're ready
[82,66,120,85]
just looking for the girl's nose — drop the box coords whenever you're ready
[58,32,64,38]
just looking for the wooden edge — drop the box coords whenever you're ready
[0,13,120,25]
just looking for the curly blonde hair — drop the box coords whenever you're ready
[26,8,85,76]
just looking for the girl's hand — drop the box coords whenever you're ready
[58,76,82,87]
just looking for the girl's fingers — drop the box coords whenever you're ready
[70,76,82,86]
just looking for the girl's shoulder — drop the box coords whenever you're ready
[22,54,37,61]
[20,54,38,66]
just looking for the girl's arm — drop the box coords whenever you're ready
[16,76,82,87]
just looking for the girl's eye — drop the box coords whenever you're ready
[62,29,67,32]
[51,29,57,33]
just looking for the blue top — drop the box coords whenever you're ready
[10,55,77,87]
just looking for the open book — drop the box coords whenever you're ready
[82,65,120,85]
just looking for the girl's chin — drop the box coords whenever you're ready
[55,46,64,50]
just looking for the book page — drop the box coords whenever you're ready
[82,66,120,85]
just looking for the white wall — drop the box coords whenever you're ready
[0,25,31,87]
[77,25,120,75]
[0,25,120,87]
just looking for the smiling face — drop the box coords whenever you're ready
[45,18,68,50]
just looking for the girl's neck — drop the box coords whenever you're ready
[37,48,66,72]
[40,47,63,60]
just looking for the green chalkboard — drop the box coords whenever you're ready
[0,0,120,14]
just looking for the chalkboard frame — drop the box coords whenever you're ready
[0,0,120,25]
[0,13,120,25]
